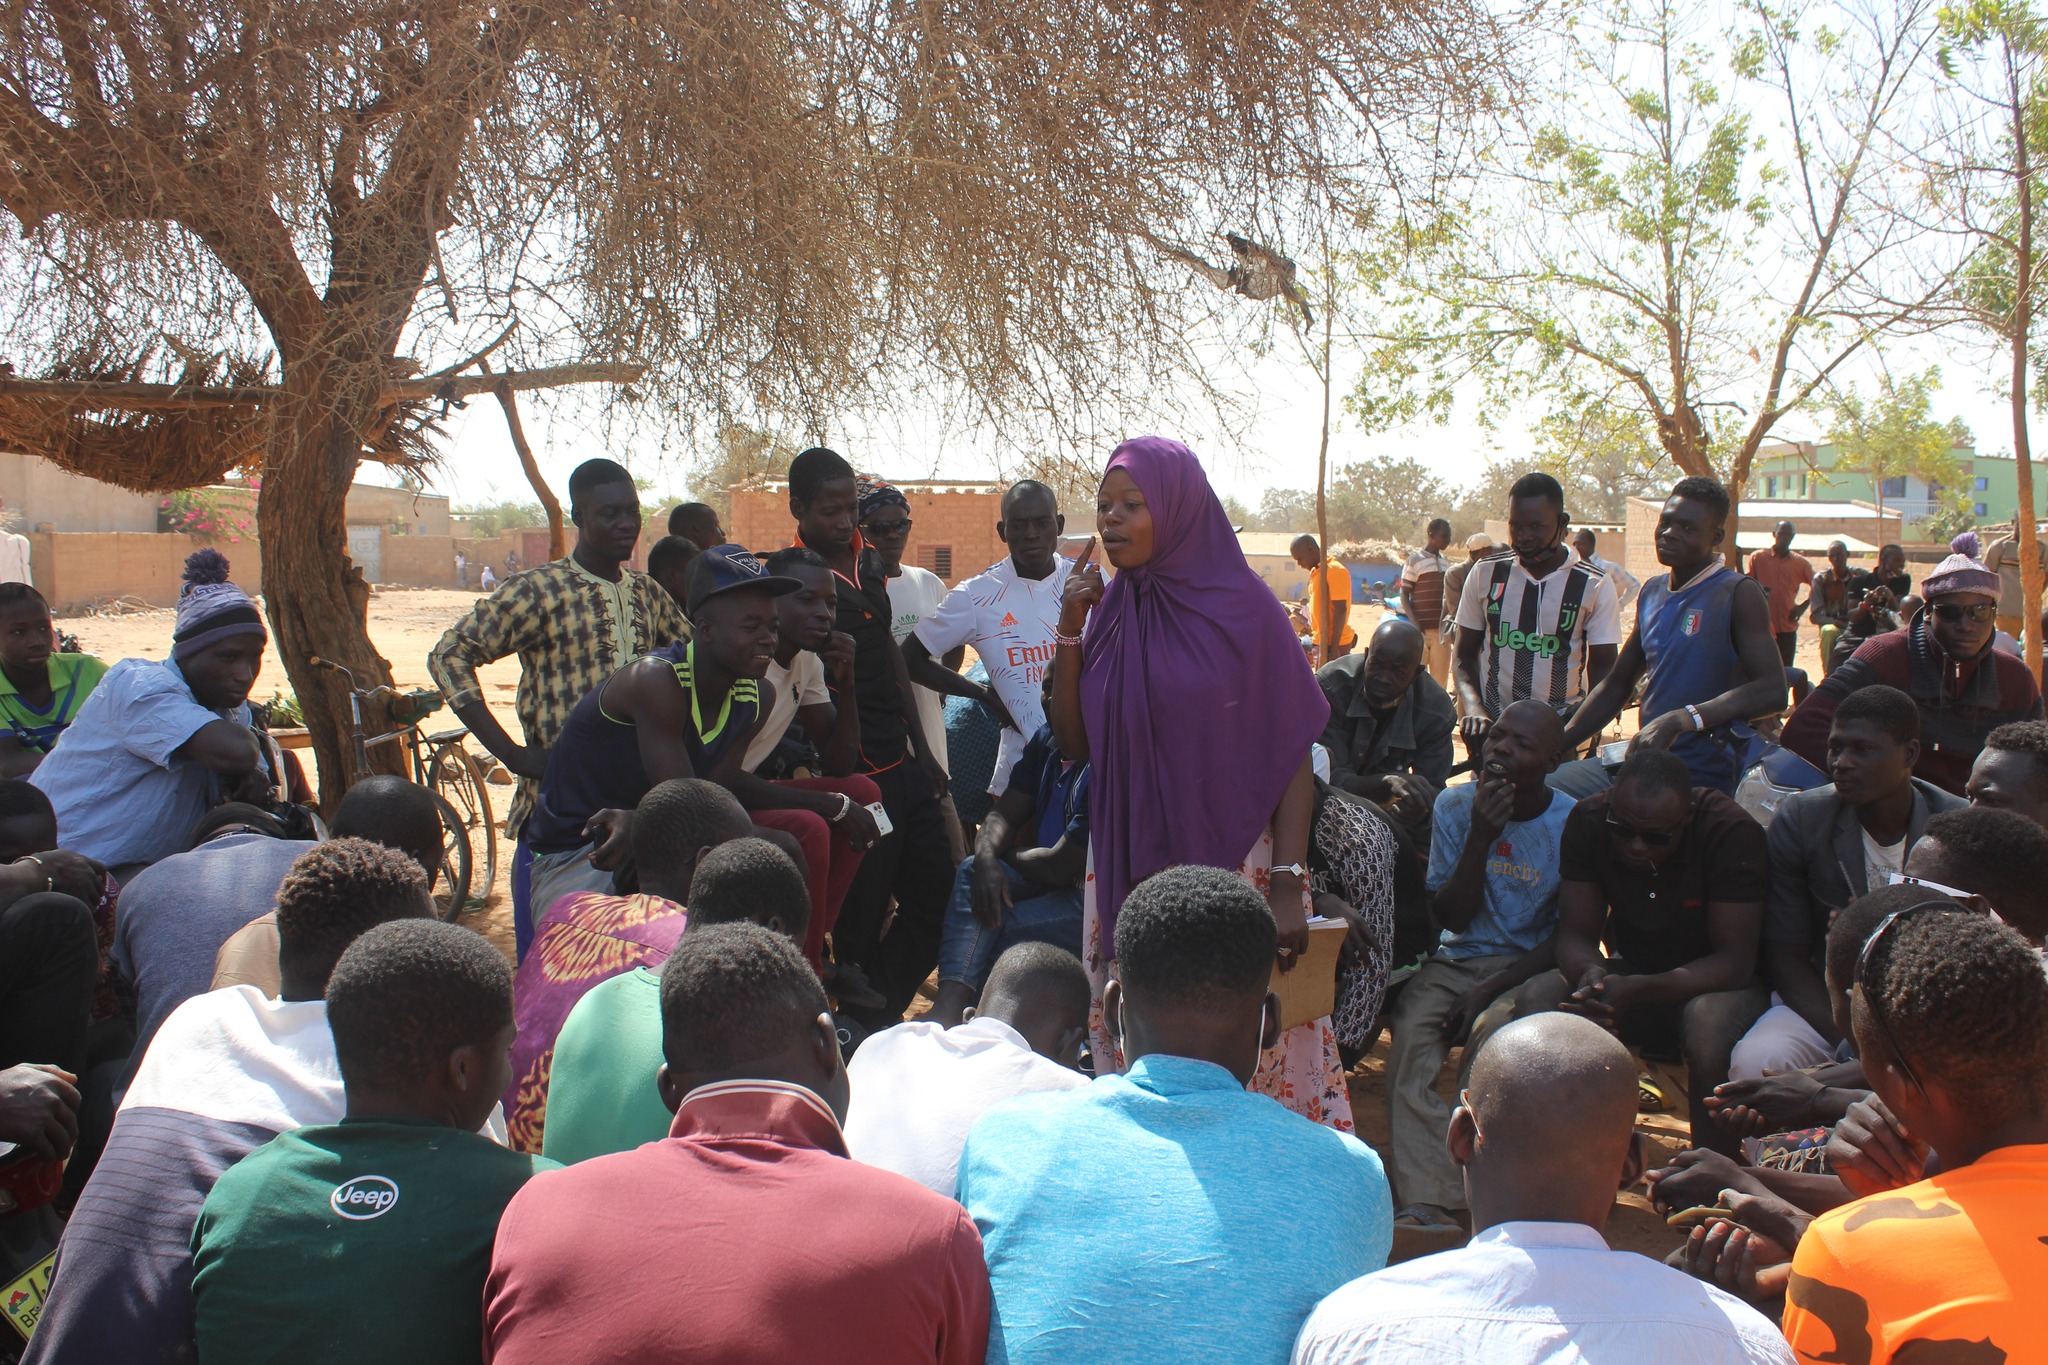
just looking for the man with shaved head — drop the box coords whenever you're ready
[1385,699,1575,1241]
[1295,1015,1793,1364]
[1316,616,1457,842]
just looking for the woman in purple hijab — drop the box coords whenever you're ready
[1048,436,1352,1130]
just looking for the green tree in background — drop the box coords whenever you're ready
[686,426,801,521]
[1351,0,1945,532]
[1825,368,1973,528]
[452,500,547,538]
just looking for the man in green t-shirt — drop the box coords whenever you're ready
[0,583,108,776]
[542,837,813,1164]
[190,919,554,1365]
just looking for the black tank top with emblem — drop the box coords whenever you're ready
[526,641,762,853]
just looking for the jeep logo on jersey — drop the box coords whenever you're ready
[330,1175,400,1220]
[1490,621,1564,657]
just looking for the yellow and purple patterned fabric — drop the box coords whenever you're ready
[502,891,686,1154]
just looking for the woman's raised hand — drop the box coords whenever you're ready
[1060,536,1105,634]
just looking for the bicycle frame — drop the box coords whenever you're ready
[319,657,414,780]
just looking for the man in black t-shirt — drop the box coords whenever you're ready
[786,446,955,1025]
[1499,748,1771,1154]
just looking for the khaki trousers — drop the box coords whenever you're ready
[1421,627,1453,687]
[1384,953,1521,1210]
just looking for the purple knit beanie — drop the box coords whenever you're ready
[1919,533,1999,599]
[172,548,267,659]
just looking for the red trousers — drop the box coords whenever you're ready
[751,775,883,967]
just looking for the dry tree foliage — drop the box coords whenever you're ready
[0,0,1514,794]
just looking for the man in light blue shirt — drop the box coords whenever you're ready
[1385,700,1572,1237]
[32,551,271,877]
[956,864,1392,1365]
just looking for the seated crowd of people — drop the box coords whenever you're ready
[1,445,2044,1365]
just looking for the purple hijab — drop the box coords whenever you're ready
[1080,437,1331,941]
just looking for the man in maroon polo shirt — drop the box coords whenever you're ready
[482,923,990,1365]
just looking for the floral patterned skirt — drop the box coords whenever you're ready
[1083,831,1355,1132]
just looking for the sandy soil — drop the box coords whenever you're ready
[57,587,1824,1264]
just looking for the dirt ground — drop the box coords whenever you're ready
[56,587,1826,1264]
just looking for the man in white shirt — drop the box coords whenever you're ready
[842,941,1089,1196]
[1453,472,1621,751]
[903,481,1072,797]
[1292,1013,1791,1365]
[746,547,862,778]
[0,527,32,586]
[1571,528,1639,615]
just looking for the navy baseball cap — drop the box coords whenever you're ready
[684,544,804,615]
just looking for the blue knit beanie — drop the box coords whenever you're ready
[172,548,266,659]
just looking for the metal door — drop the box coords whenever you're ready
[347,525,383,583]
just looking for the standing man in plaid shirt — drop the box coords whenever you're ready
[430,458,689,958]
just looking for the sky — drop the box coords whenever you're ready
[399,324,2023,517]
[386,0,2032,519]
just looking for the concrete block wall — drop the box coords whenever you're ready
[729,488,796,557]
[345,483,451,536]
[31,531,264,613]
[379,533,462,588]
[898,488,1003,583]
[728,483,1003,585]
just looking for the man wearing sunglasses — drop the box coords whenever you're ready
[1496,748,1772,1156]
[1782,542,2042,796]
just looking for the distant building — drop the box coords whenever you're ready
[1750,437,2031,537]
[0,451,466,608]
[1622,496,1894,585]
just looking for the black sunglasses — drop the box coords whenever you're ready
[1930,601,1997,623]
[1854,898,1968,1094]
[862,517,913,536]
[1605,814,1686,848]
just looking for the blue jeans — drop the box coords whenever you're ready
[934,857,1084,991]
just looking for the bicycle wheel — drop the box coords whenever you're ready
[426,739,500,912]
[430,791,473,922]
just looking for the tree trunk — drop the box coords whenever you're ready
[1314,304,1332,610]
[491,373,567,561]
[258,345,403,809]
[2012,40,2043,688]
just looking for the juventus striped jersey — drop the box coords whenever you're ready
[1453,548,1622,718]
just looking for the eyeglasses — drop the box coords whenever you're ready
[1853,899,1957,1095]
[1606,815,1686,847]
[1930,601,1997,623]
[861,518,912,537]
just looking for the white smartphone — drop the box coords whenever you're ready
[866,801,894,837]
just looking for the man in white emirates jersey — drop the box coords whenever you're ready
[903,481,1073,798]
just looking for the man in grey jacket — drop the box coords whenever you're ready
[1317,618,1457,846]
[1730,683,1964,1080]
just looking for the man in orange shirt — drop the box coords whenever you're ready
[1746,520,1814,668]
[1780,907,2048,1364]
[1292,534,1358,667]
